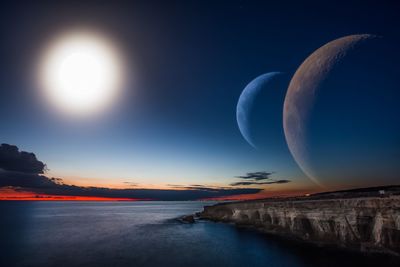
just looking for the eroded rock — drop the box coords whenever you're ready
[199,196,400,255]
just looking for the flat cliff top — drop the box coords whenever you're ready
[213,185,400,207]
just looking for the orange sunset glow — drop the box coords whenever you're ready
[0,187,142,201]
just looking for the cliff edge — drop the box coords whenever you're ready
[199,193,400,255]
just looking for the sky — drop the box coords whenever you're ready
[0,0,399,200]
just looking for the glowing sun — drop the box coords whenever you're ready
[39,32,124,116]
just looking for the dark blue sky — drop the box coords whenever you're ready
[0,0,399,194]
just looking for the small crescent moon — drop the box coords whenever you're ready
[236,72,282,148]
[283,34,375,186]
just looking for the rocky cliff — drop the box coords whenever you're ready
[199,196,400,255]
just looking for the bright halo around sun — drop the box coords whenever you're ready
[39,32,125,116]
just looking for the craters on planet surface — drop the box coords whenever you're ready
[283,34,400,187]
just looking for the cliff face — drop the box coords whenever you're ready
[200,196,400,255]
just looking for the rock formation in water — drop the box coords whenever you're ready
[199,188,400,255]
[179,215,195,223]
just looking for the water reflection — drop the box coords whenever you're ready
[0,201,398,267]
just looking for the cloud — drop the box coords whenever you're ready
[0,144,263,200]
[123,182,138,187]
[0,169,59,188]
[0,144,46,174]
[230,180,291,186]
[180,186,231,191]
[236,171,274,181]
[231,171,291,187]
[0,171,262,200]
[167,184,240,191]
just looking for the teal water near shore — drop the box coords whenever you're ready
[0,201,397,267]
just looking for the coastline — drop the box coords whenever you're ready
[196,186,400,256]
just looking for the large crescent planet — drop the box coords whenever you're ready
[283,34,375,186]
[237,72,282,148]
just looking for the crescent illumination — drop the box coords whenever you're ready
[237,72,282,148]
[283,34,375,186]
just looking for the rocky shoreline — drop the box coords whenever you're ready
[196,187,400,256]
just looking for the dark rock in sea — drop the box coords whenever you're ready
[179,215,195,223]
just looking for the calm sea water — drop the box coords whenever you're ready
[0,201,398,267]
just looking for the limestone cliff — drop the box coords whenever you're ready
[200,196,400,255]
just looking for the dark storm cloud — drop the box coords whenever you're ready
[0,144,262,200]
[0,144,46,174]
[230,180,291,186]
[236,171,274,181]
[0,169,58,188]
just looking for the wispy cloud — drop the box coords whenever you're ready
[230,180,291,186]
[231,171,291,187]
[236,171,274,181]
[123,182,138,187]
[168,183,246,192]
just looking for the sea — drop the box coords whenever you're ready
[0,201,398,267]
